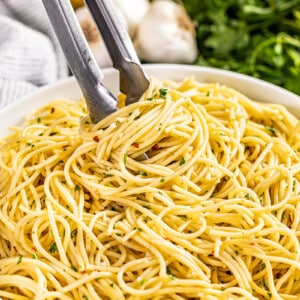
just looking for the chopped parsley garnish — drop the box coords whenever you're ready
[17,256,23,264]
[166,267,174,280]
[179,157,186,165]
[138,169,148,176]
[134,227,143,232]
[266,126,276,135]
[159,88,168,99]
[71,264,78,272]
[140,279,146,285]
[49,242,58,253]
[103,173,113,178]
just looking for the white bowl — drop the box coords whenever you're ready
[1,64,300,137]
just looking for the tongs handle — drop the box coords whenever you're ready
[42,0,117,123]
[84,0,150,105]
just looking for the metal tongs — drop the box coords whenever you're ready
[42,0,149,124]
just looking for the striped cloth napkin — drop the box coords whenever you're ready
[0,0,68,110]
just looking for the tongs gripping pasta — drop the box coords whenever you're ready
[84,0,150,105]
[42,0,149,123]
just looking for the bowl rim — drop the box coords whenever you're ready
[1,63,300,113]
[2,64,300,112]
[146,64,300,95]
[1,63,299,137]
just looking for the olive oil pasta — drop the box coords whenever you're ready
[0,77,300,299]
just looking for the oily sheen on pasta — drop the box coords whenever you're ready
[0,77,300,300]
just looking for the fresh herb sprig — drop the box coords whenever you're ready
[182,0,300,95]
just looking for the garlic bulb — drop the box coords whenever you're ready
[75,6,128,67]
[113,0,150,38]
[134,0,198,63]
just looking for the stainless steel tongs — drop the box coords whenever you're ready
[42,0,149,124]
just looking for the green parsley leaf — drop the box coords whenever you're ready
[138,169,148,176]
[166,267,175,280]
[17,256,23,264]
[71,264,78,272]
[159,88,168,99]
[266,126,276,135]
[179,157,186,165]
[49,242,58,253]
[182,0,300,95]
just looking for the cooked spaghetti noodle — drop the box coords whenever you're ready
[0,77,300,299]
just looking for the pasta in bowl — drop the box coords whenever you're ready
[0,64,300,299]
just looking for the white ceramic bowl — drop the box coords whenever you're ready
[1,64,300,137]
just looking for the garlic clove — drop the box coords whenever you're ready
[75,6,112,67]
[113,0,150,38]
[134,0,198,64]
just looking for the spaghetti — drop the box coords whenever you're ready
[0,77,300,299]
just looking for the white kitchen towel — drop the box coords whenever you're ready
[0,0,68,110]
